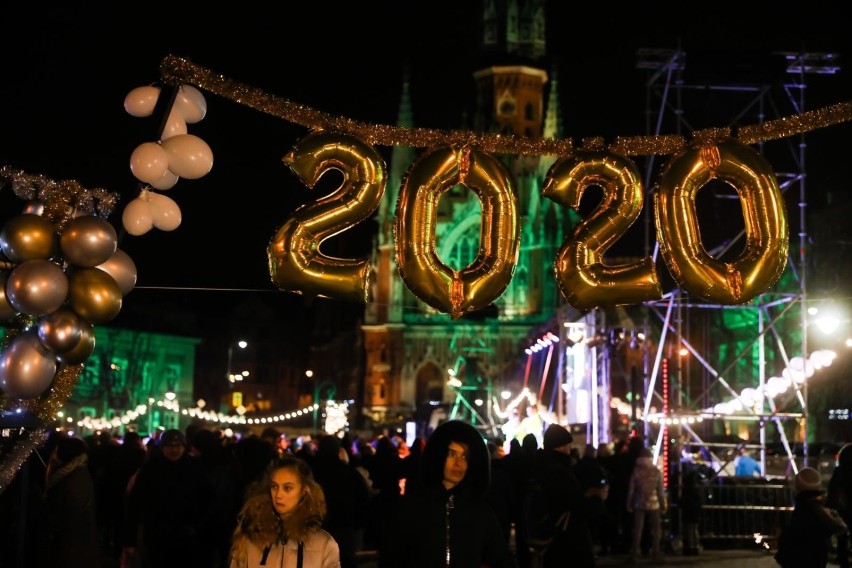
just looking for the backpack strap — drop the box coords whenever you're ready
[297,541,304,568]
[260,545,271,565]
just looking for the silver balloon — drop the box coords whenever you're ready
[5,260,69,316]
[56,320,95,365]
[60,216,118,267]
[0,331,58,399]
[0,214,59,262]
[95,248,137,295]
[38,307,83,354]
[0,272,19,323]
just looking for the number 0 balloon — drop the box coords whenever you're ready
[394,146,519,319]
[654,140,788,304]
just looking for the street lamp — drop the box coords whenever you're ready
[306,369,336,433]
[227,340,248,385]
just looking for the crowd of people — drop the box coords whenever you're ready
[1,421,851,568]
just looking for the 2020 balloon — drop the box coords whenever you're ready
[270,134,788,313]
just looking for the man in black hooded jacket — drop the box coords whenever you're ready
[379,420,513,568]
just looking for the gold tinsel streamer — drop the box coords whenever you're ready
[0,166,120,230]
[160,55,852,158]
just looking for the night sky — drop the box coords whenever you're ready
[1,1,850,338]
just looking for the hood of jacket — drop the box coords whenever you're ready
[420,420,490,500]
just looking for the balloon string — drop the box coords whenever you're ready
[159,55,852,158]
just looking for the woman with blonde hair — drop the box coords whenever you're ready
[230,456,340,568]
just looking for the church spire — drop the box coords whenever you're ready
[380,64,415,248]
[542,63,562,140]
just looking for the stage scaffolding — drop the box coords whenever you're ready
[556,49,841,478]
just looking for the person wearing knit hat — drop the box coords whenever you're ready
[525,423,594,567]
[775,467,848,567]
[542,423,573,451]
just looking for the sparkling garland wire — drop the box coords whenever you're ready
[160,54,852,157]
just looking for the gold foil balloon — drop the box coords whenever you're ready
[38,307,83,354]
[394,146,519,319]
[95,248,137,296]
[6,259,69,316]
[0,214,60,262]
[68,268,123,323]
[56,319,95,365]
[543,150,662,309]
[60,215,118,267]
[0,331,58,399]
[654,140,789,304]
[269,131,386,303]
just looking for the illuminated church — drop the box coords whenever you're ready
[360,0,576,434]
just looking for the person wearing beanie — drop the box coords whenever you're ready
[775,467,848,567]
[123,426,216,567]
[525,423,595,567]
[626,447,667,563]
[379,420,513,568]
[542,424,573,451]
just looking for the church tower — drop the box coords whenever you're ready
[362,0,571,433]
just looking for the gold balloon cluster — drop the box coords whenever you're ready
[0,169,132,402]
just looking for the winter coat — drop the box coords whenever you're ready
[229,492,340,568]
[627,456,667,512]
[45,453,102,568]
[123,451,215,566]
[230,529,339,568]
[379,420,513,568]
[775,491,848,568]
[529,448,596,568]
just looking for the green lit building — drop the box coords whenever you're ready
[63,326,200,435]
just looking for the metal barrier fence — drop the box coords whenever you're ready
[671,477,795,547]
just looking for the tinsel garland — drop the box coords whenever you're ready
[159,54,852,157]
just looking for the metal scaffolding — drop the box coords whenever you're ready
[634,48,841,477]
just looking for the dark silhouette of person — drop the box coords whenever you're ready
[775,467,848,567]
[45,436,102,568]
[527,423,596,568]
[122,429,215,567]
[828,442,852,568]
[311,434,372,568]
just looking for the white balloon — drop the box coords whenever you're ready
[130,142,170,185]
[148,192,182,232]
[175,85,207,123]
[124,85,161,118]
[161,108,188,140]
[150,169,179,190]
[161,134,213,179]
[122,196,154,236]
